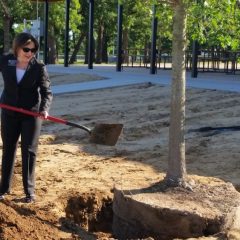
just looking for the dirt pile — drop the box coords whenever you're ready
[0,200,68,239]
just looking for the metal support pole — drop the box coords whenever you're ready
[150,5,158,74]
[88,0,94,69]
[44,0,49,64]
[64,0,70,67]
[116,3,123,72]
[191,40,199,78]
[191,0,201,78]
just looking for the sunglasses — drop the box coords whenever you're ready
[22,47,36,53]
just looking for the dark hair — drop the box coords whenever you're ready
[12,32,39,56]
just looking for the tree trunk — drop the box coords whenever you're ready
[84,39,88,64]
[84,38,95,64]
[122,28,129,63]
[0,29,4,54]
[48,26,57,64]
[102,30,108,63]
[143,40,151,65]
[3,16,11,53]
[166,1,187,185]
[1,0,12,53]
[95,23,104,64]
[69,33,85,64]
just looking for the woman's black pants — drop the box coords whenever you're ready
[0,111,42,197]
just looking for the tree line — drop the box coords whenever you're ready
[0,0,239,64]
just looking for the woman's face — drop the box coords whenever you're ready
[17,41,36,64]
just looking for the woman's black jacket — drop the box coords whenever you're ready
[0,54,53,115]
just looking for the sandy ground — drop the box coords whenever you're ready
[0,71,240,239]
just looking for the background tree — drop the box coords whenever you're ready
[156,2,172,54]
[94,0,116,63]
[69,0,88,64]
[188,0,240,50]
[120,0,153,62]
[46,0,80,63]
[0,0,33,53]
[0,0,12,52]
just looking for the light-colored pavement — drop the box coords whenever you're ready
[47,64,240,94]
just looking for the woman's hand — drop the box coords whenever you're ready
[40,111,48,119]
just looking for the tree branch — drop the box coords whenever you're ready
[0,0,11,18]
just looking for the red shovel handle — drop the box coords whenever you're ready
[0,103,91,133]
[0,103,67,124]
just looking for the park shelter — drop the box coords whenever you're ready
[30,0,161,74]
[30,0,207,77]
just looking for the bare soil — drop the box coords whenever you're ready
[0,72,240,239]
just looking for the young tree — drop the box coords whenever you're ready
[162,0,239,187]
[164,0,188,187]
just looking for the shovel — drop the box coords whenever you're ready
[0,103,123,146]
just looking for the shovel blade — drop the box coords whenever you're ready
[90,123,123,146]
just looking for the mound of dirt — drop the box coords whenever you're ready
[0,200,68,240]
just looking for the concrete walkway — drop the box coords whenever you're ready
[47,64,240,94]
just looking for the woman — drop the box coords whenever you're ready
[0,32,53,203]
